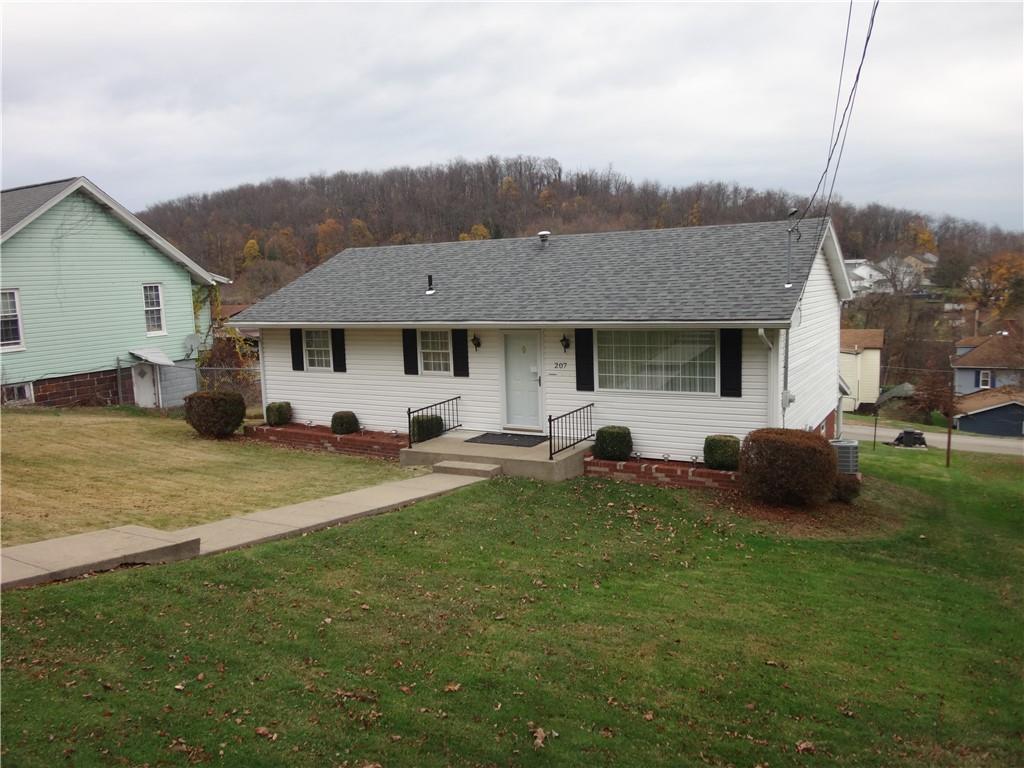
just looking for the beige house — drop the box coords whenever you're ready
[839,328,884,411]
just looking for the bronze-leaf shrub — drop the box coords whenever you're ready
[739,428,837,507]
[184,390,246,438]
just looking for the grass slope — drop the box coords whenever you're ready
[0,408,416,545]
[1,446,1022,766]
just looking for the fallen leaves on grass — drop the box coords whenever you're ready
[443,682,461,693]
[254,726,278,741]
[796,740,815,754]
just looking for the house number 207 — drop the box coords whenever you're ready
[553,362,568,369]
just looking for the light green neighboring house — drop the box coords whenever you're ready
[0,177,227,407]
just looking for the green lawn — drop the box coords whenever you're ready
[0,408,419,545]
[2,445,1022,766]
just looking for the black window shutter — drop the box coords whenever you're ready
[330,329,346,372]
[402,329,419,375]
[575,328,594,392]
[720,329,742,397]
[974,370,980,388]
[451,329,469,377]
[290,329,305,371]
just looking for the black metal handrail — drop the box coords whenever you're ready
[407,396,462,447]
[548,403,595,460]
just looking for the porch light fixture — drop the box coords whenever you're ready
[559,334,571,352]
[471,333,482,350]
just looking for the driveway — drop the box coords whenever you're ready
[841,423,1023,456]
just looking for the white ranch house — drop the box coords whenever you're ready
[233,219,852,462]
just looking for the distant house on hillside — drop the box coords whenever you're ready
[951,332,1024,395]
[902,252,938,283]
[231,218,854,462]
[839,328,884,411]
[844,259,889,295]
[0,177,227,407]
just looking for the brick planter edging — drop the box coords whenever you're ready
[584,455,740,491]
[243,423,406,460]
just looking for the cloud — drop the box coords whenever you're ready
[2,2,1021,228]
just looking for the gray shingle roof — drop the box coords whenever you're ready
[1,178,80,235]
[234,218,832,326]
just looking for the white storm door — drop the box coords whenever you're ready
[504,331,541,428]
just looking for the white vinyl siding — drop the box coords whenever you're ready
[258,326,774,462]
[784,248,841,430]
[261,327,501,431]
[1,289,25,350]
[596,329,716,393]
[303,329,332,369]
[419,330,451,374]
[143,284,165,335]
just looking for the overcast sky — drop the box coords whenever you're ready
[2,2,1022,229]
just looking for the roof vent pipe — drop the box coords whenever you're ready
[425,274,435,296]
[785,208,800,289]
[538,230,551,245]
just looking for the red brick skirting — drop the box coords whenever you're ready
[243,423,406,460]
[27,368,133,407]
[584,455,741,491]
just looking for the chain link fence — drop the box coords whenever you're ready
[197,366,263,412]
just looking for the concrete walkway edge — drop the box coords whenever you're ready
[1,473,483,590]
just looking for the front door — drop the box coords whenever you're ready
[504,331,541,428]
[132,363,159,408]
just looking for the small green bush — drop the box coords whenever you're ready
[331,410,360,435]
[184,390,246,438]
[740,428,837,507]
[593,425,633,461]
[833,473,862,503]
[704,434,740,471]
[410,413,444,442]
[265,401,292,426]
[928,409,948,427]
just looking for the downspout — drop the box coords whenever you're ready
[757,329,778,427]
[782,327,792,428]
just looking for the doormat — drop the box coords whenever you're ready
[465,432,548,448]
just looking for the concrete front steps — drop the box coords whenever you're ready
[432,460,503,478]
[401,430,591,482]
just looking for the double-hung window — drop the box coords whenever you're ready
[979,370,992,389]
[420,330,451,374]
[143,284,165,335]
[303,329,332,369]
[1,290,24,350]
[596,330,717,393]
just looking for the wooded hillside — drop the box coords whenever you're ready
[137,156,1022,302]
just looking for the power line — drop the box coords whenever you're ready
[794,0,881,235]
[823,0,854,195]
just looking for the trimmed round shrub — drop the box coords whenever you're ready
[833,473,862,503]
[331,410,360,435]
[184,390,245,438]
[704,434,740,471]
[265,401,292,426]
[410,413,444,442]
[593,425,633,461]
[928,409,948,427]
[739,428,837,507]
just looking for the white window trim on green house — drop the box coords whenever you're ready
[303,329,333,369]
[1,288,26,351]
[419,329,452,375]
[143,283,166,336]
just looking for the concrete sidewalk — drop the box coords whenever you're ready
[1,473,482,590]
